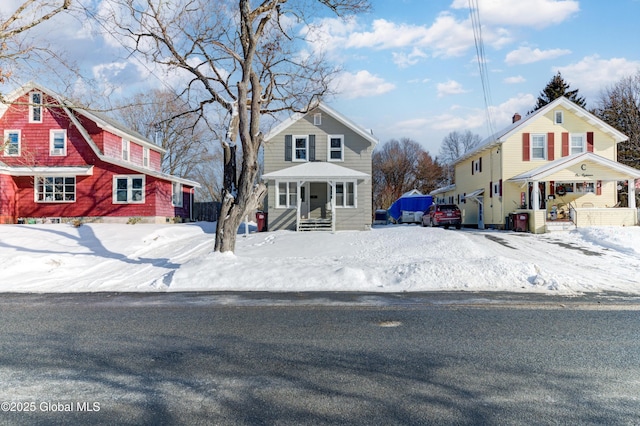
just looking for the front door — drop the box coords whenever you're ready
[309,182,328,218]
[299,183,310,219]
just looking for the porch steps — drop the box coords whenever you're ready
[545,221,576,232]
[298,218,333,232]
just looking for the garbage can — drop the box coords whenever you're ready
[255,211,266,232]
[513,212,529,232]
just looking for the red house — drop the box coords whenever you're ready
[0,82,200,224]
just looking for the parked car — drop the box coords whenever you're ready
[422,204,462,229]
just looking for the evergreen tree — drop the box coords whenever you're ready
[530,71,586,113]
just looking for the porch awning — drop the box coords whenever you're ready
[509,152,640,182]
[262,162,370,180]
[464,188,484,200]
[0,165,94,177]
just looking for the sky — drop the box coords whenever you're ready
[1,221,639,295]
[2,0,640,156]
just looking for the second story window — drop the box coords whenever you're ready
[50,130,67,156]
[3,130,20,156]
[122,139,130,161]
[143,147,150,168]
[294,135,308,161]
[554,110,563,124]
[570,134,585,154]
[29,92,43,123]
[531,134,546,160]
[328,135,344,161]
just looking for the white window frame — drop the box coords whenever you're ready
[327,135,344,162]
[3,129,21,156]
[293,135,308,162]
[35,176,76,203]
[531,134,547,160]
[49,129,67,156]
[313,113,322,126]
[113,175,145,204]
[122,139,130,161]
[554,110,563,124]
[143,147,150,168]
[334,181,356,208]
[570,133,586,155]
[29,91,43,123]
[172,182,183,207]
[276,181,297,208]
[576,182,595,194]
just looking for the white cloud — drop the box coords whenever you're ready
[332,70,396,99]
[451,0,580,29]
[392,47,428,68]
[437,80,469,97]
[505,46,571,65]
[556,55,640,98]
[504,75,526,84]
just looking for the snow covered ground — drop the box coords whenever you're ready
[0,222,639,295]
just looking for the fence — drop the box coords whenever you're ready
[193,202,221,222]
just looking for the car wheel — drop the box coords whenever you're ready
[421,219,427,227]
[444,224,450,230]
[455,223,461,229]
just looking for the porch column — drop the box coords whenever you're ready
[531,180,539,211]
[629,179,637,210]
[296,181,302,231]
[329,180,336,232]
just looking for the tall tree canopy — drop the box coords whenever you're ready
[372,138,443,210]
[593,71,640,170]
[102,0,370,252]
[437,130,481,184]
[530,71,586,113]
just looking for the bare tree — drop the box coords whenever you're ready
[0,0,71,84]
[438,130,481,184]
[102,0,370,252]
[372,138,442,209]
[593,72,640,169]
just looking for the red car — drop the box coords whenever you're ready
[422,204,462,229]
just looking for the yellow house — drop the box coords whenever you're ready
[431,97,640,233]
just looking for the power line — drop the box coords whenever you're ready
[468,0,495,139]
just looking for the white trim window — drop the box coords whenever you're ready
[122,139,130,161]
[576,182,595,193]
[172,182,183,207]
[554,110,563,124]
[327,135,344,162]
[29,91,43,123]
[293,135,308,162]
[570,133,586,155]
[113,175,145,203]
[313,113,322,126]
[143,147,150,168]
[50,129,67,156]
[276,181,297,208]
[3,130,21,156]
[531,134,547,160]
[335,181,356,208]
[35,176,75,202]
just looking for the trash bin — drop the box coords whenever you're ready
[513,212,529,232]
[255,211,267,232]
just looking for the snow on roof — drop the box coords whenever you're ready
[262,162,370,180]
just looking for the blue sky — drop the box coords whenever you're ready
[3,0,640,157]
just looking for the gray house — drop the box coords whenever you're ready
[262,103,378,231]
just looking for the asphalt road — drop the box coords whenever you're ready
[0,292,639,425]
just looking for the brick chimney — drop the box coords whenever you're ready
[512,113,521,123]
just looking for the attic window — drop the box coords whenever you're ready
[313,113,322,126]
[554,110,563,124]
[29,92,43,123]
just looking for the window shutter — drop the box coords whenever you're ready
[309,135,316,161]
[522,133,530,161]
[471,161,474,175]
[550,181,555,196]
[489,181,493,198]
[479,157,482,172]
[547,132,555,161]
[499,179,503,197]
[562,132,569,157]
[587,132,594,152]
[285,135,292,161]
[596,180,602,195]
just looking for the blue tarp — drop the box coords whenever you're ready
[387,192,433,221]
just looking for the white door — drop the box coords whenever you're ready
[299,182,310,219]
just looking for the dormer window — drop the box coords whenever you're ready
[554,110,563,124]
[29,92,43,123]
[313,113,322,126]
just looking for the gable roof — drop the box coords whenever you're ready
[509,152,640,182]
[1,82,199,188]
[455,96,628,165]
[262,161,370,180]
[265,102,378,147]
